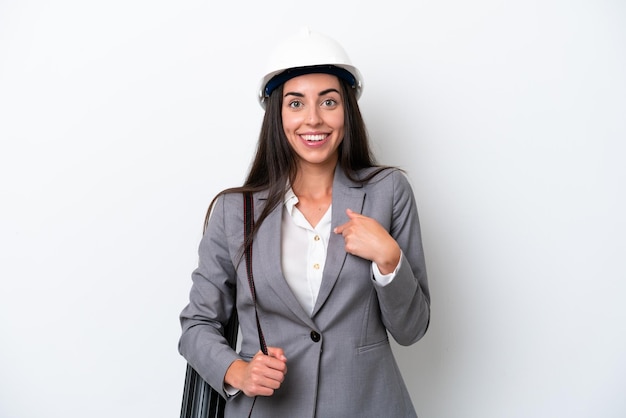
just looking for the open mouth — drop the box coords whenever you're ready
[301,134,328,142]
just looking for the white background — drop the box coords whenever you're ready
[1,1,624,417]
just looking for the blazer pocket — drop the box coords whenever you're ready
[356,337,389,354]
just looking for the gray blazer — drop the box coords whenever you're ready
[179,166,430,418]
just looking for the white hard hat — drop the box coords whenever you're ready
[258,27,364,108]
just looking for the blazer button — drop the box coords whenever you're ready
[310,331,321,342]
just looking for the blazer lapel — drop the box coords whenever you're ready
[312,167,366,317]
[254,193,318,329]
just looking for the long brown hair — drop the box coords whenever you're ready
[203,77,393,248]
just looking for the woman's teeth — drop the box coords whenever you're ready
[302,134,326,142]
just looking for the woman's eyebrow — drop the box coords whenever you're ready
[319,88,340,96]
[284,91,304,98]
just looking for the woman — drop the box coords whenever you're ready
[179,28,430,418]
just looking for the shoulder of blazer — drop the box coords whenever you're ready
[335,165,404,189]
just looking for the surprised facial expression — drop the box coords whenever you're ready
[281,73,345,170]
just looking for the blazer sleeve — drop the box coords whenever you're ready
[178,195,241,395]
[373,170,431,346]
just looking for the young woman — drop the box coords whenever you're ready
[179,28,431,418]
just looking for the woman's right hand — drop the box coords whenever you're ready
[224,347,288,397]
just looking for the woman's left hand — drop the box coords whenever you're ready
[334,208,401,275]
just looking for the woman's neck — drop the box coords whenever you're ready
[291,163,335,200]
[291,166,335,228]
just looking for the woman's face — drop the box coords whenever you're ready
[281,73,345,170]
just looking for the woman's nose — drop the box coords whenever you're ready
[306,106,322,125]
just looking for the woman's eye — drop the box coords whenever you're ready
[322,99,337,107]
[288,100,303,109]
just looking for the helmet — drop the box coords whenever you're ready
[258,27,364,108]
